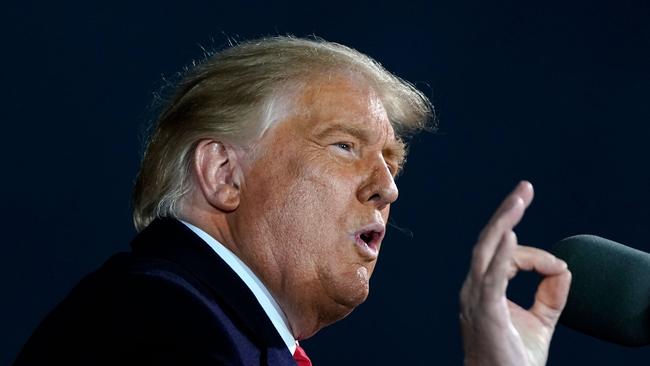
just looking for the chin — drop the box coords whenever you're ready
[327,268,371,314]
[299,269,371,339]
[321,294,366,327]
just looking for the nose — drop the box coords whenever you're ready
[357,161,399,210]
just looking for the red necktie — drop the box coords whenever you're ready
[293,343,312,366]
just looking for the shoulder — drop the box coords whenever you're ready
[15,253,256,365]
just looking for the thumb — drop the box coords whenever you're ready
[531,270,572,327]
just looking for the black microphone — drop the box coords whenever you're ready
[550,235,650,346]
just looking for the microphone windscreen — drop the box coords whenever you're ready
[550,235,650,346]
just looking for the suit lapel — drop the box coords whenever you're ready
[130,218,295,364]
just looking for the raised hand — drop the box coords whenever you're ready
[460,181,572,366]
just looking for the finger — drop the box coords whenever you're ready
[517,180,535,208]
[480,181,534,242]
[471,196,525,278]
[480,230,517,303]
[472,182,534,276]
[530,270,572,328]
[512,246,568,276]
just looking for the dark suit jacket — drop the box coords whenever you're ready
[14,218,297,366]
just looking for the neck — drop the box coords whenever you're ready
[180,203,347,340]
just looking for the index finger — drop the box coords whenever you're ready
[471,181,534,278]
[480,181,534,241]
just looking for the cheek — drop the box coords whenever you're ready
[268,171,359,271]
[245,149,365,261]
[281,175,348,242]
[285,154,359,215]
[253,172,339,250]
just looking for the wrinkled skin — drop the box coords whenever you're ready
[186,73,404,340]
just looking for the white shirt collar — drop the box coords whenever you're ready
[180,220,297,354]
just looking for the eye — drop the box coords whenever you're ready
[334,142,352,151]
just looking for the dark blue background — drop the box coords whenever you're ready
[3,1,649,365]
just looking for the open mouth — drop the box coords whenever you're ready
[354,225,385,259]
[359,231,380,249]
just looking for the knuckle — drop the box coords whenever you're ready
[469,270,482,284]
[460,281,475,305]
[494,216,510,230]
[481,273,500,289]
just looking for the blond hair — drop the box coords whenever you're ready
[133,36,434,231]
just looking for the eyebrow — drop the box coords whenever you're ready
[315,124,369,142]
[315,123,407,171]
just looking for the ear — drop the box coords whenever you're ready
[192,139,242,212]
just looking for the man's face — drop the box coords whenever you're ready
[230,73,404,336]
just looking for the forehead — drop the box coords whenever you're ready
[289,73,396,143]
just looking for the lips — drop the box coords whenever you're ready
[353,223,385,260]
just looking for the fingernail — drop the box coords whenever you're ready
[517,180,533,191]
